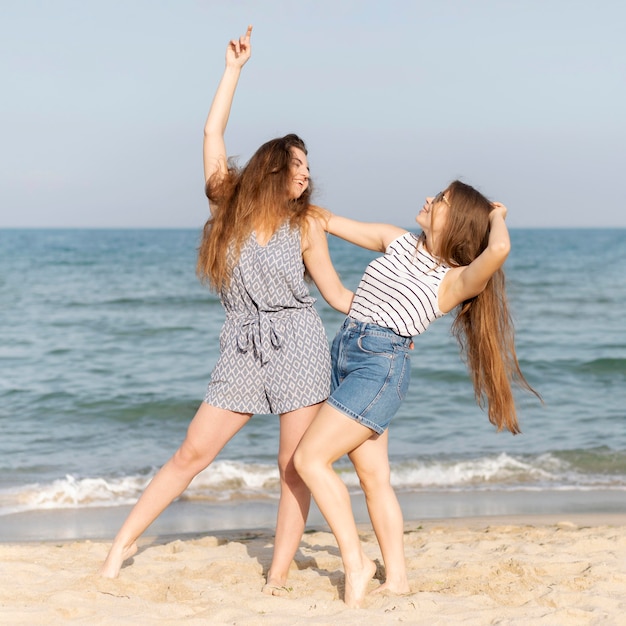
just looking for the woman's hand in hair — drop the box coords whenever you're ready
[489,202,508,222]
[439,201,511,311]
[226,25,253,68]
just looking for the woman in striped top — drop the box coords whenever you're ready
[295,180,540,608]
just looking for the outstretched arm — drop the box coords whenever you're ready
[203,25,253,189]
[439,203,511,312]
[302,215,354,314]
[313,206,407,253]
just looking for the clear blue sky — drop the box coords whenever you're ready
[2,0,625,228]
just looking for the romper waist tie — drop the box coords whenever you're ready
[233,309,298,365]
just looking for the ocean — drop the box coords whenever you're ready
[1,228,625,540]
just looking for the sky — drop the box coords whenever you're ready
[2,0,625,229]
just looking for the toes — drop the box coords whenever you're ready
[262,584,290,597]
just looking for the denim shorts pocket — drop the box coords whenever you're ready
[357,333,393,357]
[396,352,411,400]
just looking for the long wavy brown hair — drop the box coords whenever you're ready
[197,134,313,290]
[424,180,540,434]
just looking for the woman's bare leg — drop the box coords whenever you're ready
[294,404,377,608]
[99,403,251,578]
[348,431,410,595]
[263,403,321,595]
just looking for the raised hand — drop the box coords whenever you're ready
[226,25,253,68]
[204,25,253,188]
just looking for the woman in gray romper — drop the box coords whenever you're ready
[99,26,353,592]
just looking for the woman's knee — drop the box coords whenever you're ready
[277,451,301,484]
[292,446,305,476]
[171,437,207,473]
[357,466,391,495]
[293,445,316,482]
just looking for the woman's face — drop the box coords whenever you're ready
[416,191,450,251]
[287,147,310,199]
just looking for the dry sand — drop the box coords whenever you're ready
[1,513,625,625]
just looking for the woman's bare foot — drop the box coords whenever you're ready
[98,541,138,578]
[371,579,411,596]
[344,557,376,608]
[262,572,291,597]
[262,582,291,597]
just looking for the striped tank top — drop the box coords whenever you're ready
[349,232,451,337]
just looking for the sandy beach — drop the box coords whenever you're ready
[1,512,625,625]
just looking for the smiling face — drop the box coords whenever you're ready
[416,191,451,248]
[287,147,310,199]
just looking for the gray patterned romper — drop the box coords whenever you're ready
[204,222,331,414]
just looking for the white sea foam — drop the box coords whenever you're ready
[0,461,282,516]
[389,453,557,488]
[1,453,624,517]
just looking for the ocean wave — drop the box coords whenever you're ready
[2,452,625,517]
[382,451,626,491]
[575,357,626,376]
[0,461,281,516]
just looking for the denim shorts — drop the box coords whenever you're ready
[327,317,412,434]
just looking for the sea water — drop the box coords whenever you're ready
[1,228,624,525]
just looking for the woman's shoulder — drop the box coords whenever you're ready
[386,230,418,253]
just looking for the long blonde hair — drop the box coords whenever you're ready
[430,180,540,434]
[197,134,313,290]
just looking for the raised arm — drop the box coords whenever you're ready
[439,203,511,312]
[203,25,253,188]
[314,206,407,253]
[302,215,354,314]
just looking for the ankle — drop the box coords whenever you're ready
[266,570,288,585]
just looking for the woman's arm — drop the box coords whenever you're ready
[302,215,354,314]
[203,25,253,188]
[313,206,407,253]
[439,203,511,312]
